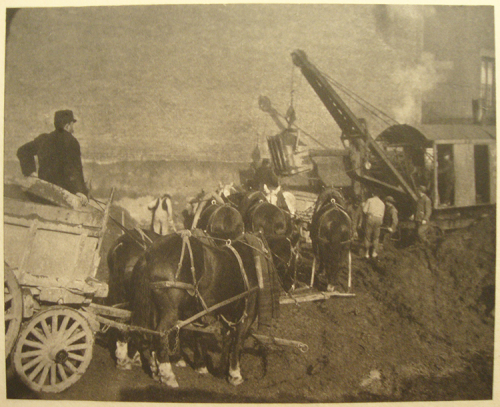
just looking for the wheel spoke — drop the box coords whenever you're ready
[40,319,51,338]
[22,339,44,349]
[50,364,57,385]
[59,315,70,334]
[19,349,44,358]
[64,360,77,373]
[60,320,79,343]
[57,363,68,381]
[66,343,91,352]
[30,328,47,344]
[51,315,57,334]
[22,355,44,371]
[37,364,50,386]
[28,360,47,381]
[65,330,87,346]
[67,352,86,362]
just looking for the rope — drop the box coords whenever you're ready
[319,68,400,128]
[91,197,150,250]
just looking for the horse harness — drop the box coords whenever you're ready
[149,229,261,334]
[315,199,353,246]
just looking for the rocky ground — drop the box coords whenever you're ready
[6,204,495,403]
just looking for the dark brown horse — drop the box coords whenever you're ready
[310,190,352,292]
[238,191,301,291]
[189,191,244,241]
[127,230,265,387]
[107,227,158,306]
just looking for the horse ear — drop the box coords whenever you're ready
[263,184,269,193]
[219,181,223,189]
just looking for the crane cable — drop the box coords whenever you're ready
[318,68,400,128]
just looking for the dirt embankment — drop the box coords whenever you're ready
[256,209,495,402]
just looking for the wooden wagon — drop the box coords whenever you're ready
[4,178,113,393]
[4,179,309,393]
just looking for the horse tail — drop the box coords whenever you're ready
[130,256,153,329]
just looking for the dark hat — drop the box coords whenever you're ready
[385,195,395,204]
[54,110,77,129]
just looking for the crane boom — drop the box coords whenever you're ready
[291,50,419,203]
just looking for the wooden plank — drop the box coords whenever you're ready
[4,215,101,237]
[18,219,38,275]
[5,176,82,208]
[251,333,309,352]
[88,303,131,320]
[4,197,104,228]
[71,229,89,280]
[280,291,355,305]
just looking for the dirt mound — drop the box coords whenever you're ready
[240,209,495,402]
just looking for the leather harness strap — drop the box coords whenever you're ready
[150,280,196,296]
[150,229,253,327]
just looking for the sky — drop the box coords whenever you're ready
[2,3,490,163]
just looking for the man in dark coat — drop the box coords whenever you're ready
[438,153,454,206]
[17,110,88,205]
[381,195,399,248]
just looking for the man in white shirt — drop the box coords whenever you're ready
[362,191,385,258]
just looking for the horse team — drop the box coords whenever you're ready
[107,185,352,387]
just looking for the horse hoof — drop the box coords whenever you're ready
[228,375,244,386]
[131,352,142,367]
[116,360,133,370]
[175,359,187,368]
[196,366,209,375]
[161,377,179,388]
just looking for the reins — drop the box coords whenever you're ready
[150,229,259,332]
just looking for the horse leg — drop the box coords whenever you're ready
[219,328,233,379]
[325,246,337,292]
[155,348,179,388]
[193,334,209,374]
[227,315,255,386]
[223,328,243,386]
[115,338,132,370]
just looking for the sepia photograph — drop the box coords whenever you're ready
[2,2,496,403]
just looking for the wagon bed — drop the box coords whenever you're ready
[4,177,113,393]
[4,178,111,302]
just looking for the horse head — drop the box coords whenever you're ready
[263,184,297,216]
[191,191,244,241]
[216,181,238,200]
[239,190,303,291]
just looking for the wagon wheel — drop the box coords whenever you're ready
[13,307,94,393]
[5,266,23,358]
